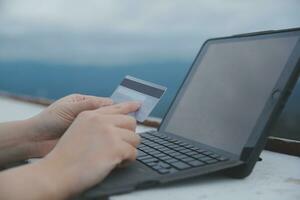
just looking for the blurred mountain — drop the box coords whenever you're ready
[0,61,299,140]
[0,61,190,117]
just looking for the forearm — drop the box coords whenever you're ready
[0,160,71,200]
[0,120,37,166]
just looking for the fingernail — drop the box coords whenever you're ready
[133,101,142,107]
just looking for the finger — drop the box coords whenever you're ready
[74,95,113,113]
[117,160,131,168]
[96,102,141,115]
[115,127,141,147]
[119,142,138,163]
[63,94,113,106]
[101,114,137,131]
[81,95,113,108]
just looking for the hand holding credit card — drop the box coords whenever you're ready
[111,75,167,122]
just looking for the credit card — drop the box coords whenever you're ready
[111,75,167,122]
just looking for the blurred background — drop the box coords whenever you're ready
[0,0,299,140]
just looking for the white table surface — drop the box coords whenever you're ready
[0,96,299,200]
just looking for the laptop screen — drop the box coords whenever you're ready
[162,32,300,155]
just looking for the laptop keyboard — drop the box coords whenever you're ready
[137,131,228,174]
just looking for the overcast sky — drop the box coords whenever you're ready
[0,0,300,66]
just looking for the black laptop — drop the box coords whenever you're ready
[82,28,300,198]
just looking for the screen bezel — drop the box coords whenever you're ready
[158,28,300,159]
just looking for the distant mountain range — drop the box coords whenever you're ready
[0,61,299,140]
[0,61,191,118]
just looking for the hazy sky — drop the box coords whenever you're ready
[0,0,300,66]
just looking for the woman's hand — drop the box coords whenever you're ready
[0,102,141,200]
[42,101,141,198]
[27,94,113,157]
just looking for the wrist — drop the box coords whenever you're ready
[0,119,40,165]
[32,156,77,199]
[23,116,57,159]
[18,118,45,159]
[0,158,75,200]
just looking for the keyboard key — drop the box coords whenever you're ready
[169,144,179,148]
[141,147,152,151]
[202,151,212,155]
[181,157,196,162]
[195,149,206,153]
[174,141,182,144]
[157,147,169,151]
[159,141,171,145]
[164,158,180,163]
[151,138,161,141]
[169,152,182,157]
[178,142,189,146]
[176,154,189,159]
[148,150,160,154]
[155,153,167,157]
[193,154,207,159]
[160,156,173,160]
[142,158,158,163]
[217,156,228,161]
[152,145,163,149]
[170,161,191,170]
[174,146,186,151]
[205,159,218,164]
[185,151,198,156]
[185,144,194,148]
[152,165,163,170]
[169,139,178,143]
[208,154,220,158]
[147,130,157,134]
[180,149,193,153]
[164,149,176,154]
[157,168,170,174]
[158,162,171,169]
[137,155,153,160]
[146,162,158,167]
[188,160,206,167]
[198,156,214,162]
[138,150,147,157]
